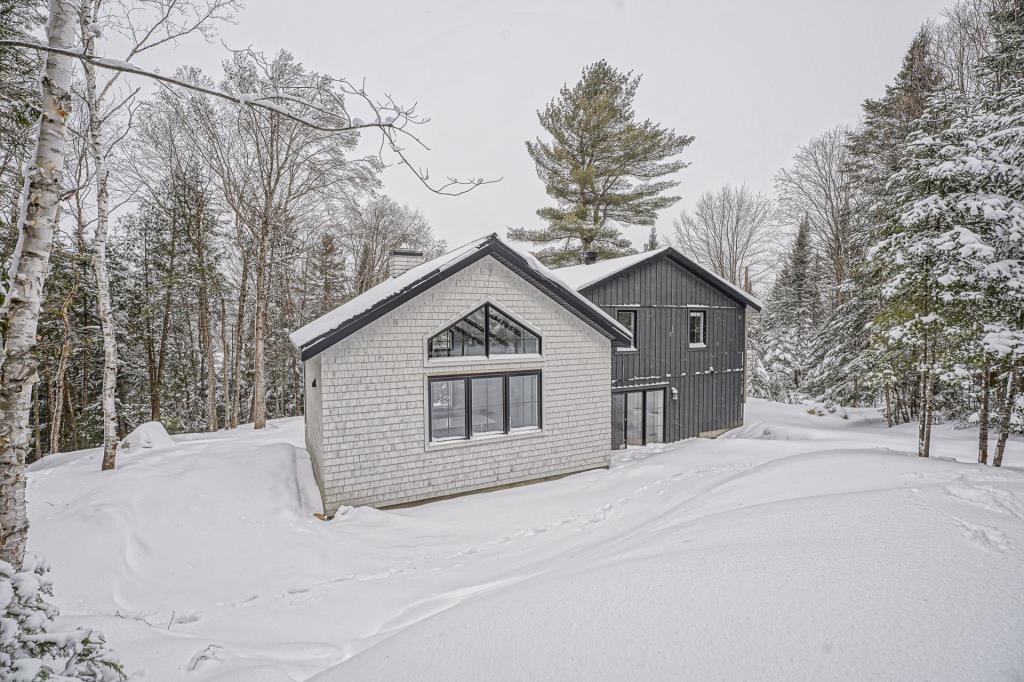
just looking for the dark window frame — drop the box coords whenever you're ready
[688,309,708,349]
[428,303,542,359]
[614,308,638,350]
[428,370,543,443]
[611,387,666,448]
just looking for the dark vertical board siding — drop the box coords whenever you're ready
[584,253,748,441]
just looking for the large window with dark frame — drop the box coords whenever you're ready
[611,388,665,450]
[428,303,540,358]
[429,371,542,442]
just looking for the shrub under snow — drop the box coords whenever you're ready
[0,554,124,681]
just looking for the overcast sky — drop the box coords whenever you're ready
[146,0,953,249]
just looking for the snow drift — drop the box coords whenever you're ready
[118,421,174,452]
[26,401,1024,681]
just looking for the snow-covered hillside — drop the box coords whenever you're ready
[26,401,1024,681]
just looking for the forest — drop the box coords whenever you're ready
[1,0,455,471]
[1,0,1020,474]
[747,0,1022,466]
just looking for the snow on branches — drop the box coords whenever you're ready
[0,554,125,681]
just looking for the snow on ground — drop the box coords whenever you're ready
[26,400,1024,681]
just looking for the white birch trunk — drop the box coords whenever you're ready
[0,0,78,568]
[80,2,119,470]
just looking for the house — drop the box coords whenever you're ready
[289,234,632,516]
[556,247,762,449]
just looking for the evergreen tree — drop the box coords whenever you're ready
[645,227,660,251]
[806,28,943,412]
[752,219,822,402]
[509,60,693,266]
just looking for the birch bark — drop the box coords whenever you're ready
[0,0,77,568]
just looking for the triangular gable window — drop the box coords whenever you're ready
[429,303,540,358]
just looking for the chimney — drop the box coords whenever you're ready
[390,248,424,278]
[583,251,598,265]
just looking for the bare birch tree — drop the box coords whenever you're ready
[0,0,76,568]
[75,0,238,468]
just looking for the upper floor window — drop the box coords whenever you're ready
[689,310,707,348]
[428,303,540,358]
[615,309,637,350]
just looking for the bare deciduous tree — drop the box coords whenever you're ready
[930,0,994,96]
[341,196,446,294]
[671,184,776,288]
[774,126,856,296]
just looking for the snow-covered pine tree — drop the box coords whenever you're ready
[751,218,822,402]
[919,0,1024,466]
[869,84,973,457]
[806,29,942,413]
[509,60,693,266]
[0,554,125,680]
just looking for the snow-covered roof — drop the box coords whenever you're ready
[290,237,486,349]
[555,247,763,310]
[290,234,633,359]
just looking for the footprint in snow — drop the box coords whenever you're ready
[952,517,1010,553]
[174,611,202,625]
[216,594,259,607]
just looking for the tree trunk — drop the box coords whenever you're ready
[31,380,41,463]
[220,296,229,427]
[993,362,1018,468]
[922,371,934,458]
[152,221,178,422]
[230,247,249,429]
[917,369,927,456]
[252,225,270,430]
[49,287,74,454]
[917,343,932,458]
[80,3,119,471]
[63,379,78,451]
[0,0,77,569]
[978,362,990,465]
[198,289,217,431]
[884,383,893,428]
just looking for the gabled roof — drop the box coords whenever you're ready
[555,247,763,311]
[290,234,633,360]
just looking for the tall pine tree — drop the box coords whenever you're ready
[509,60,693,266]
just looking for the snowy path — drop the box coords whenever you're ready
[26,400,1024,681]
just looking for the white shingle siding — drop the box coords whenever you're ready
[305,255,612,515]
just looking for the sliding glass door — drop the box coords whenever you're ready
[611,388,666,449]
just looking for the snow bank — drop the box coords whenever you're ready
[25,403,1024,681]
[118,421,174,452]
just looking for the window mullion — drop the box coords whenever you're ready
[464,377,472,439]
[484,303,490,357]
[503,374,510,434]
